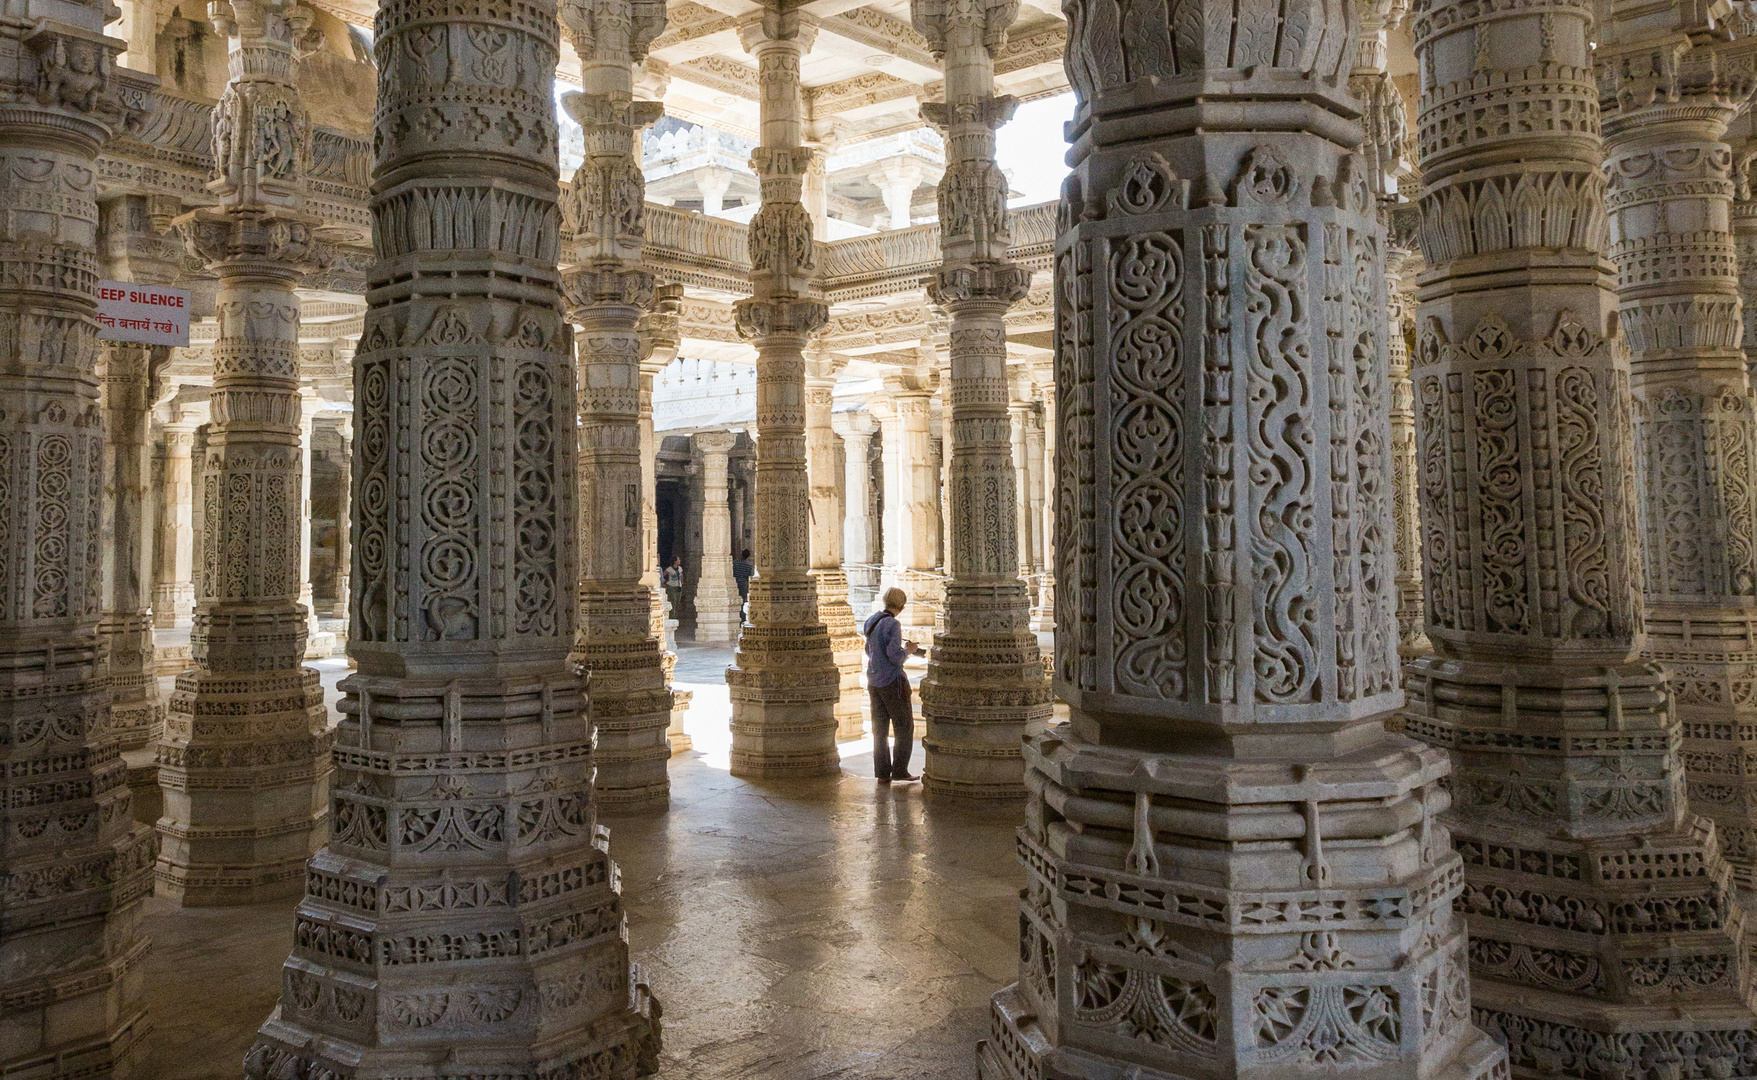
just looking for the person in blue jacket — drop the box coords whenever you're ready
[862,587,924,783]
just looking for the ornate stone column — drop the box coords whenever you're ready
[1736,120,1757,381]
[1598,16,1757,888]
[834,408,878,591]
[693,430,742,641]
[248,0,661,1064]
[330,416,350,617]
[1406,0,1757,1069]
[99,342,166,751]
[725,8,841,779]
[1008,380,1035,580]
[885,371,941,640]
[806,351,863,740]
[154,413,198,628]
[0,11,158,1078]
[641,285,683,669]
[159,0,330,906]
[978,0,1507,1074]
[1386,245,1427,656]
[559,0,672,816]
[1029,360,1054,633]
[914,0,1049,798]
[5,15,165,1070]
[295,388,321,635]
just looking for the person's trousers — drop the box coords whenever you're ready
[868,677,914,779]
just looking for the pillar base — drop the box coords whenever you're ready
[1406,652,1757,1074]
[923,585,1052,798]
[574,632,672,817]
[668,688,694,754]
[0,936,154,1080]
[979,725,1508,1080]
[102,614,163,751]
[693,588,742,643]
[154,666,333,907]
[815,570,866,740]
[108,695,165,753]
[727,624,841,778]
[247,671,661,1080]
[1646,605,1757,888]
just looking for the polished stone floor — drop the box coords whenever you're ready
[133,642,1024,1079]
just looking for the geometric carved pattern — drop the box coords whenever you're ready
[1406,0,1757,1070]
[981,0,1507,1076]
[247,0,660,1071]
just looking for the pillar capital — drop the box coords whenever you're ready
[736,8,819,54]
[911,0,1019,61]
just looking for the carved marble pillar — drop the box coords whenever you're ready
[0,14,157,1078]
[641,286,683,672]
[1599,20,1757,888]
[886,373,941,641]
[806,353,863,740]
[693,431,742,641]
[871,158,923,230]
[1386,246,1427,657]
[330,417,350,618]
[726,9,841,778]
[977,0,1506,1074]
[913,1,1049,798]
[1737,124,1757,382]
[559,0,672,816]
[1008,385,1034,581]
[248,0,661,1066]
[1406,0,1757,1070]
[834,408,877,591]
[154,415,198,628]
[160,0,330,906]
[296,389,321,635]
[99,342,166,751]
[1029,362,1054,634]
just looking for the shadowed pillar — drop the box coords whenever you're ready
[978,0,1507,1074]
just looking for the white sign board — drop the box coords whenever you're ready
[95,281,191,347]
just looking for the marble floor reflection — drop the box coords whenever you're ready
[135,643,1021,1079]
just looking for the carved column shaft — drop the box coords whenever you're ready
[1386,246,1426,656]
[0,13,157,1079]
[1029,370,1055,633]
[1598,24,1757,885]
[559,0,672,815]
[331,418,350,617]
[693,431,741,642]
[159,0,330,906]
[916,0,1049,797]
[726,9,841,778]
[99,341,165,750]
[154,418,197,627]
[978,0,1505,1073]
[806,357,863,740]
[248,0,661,1067]
[296,391,320,633]
[1406,0,1757,1069]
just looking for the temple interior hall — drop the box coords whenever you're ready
[17,0,1757,1075]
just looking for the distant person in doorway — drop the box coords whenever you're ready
[863,587,924,783]
[663,557,683,612]
[732,549,754,617]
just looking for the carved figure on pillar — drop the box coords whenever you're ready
[559,0,673,816]
[913,0,1050,799]
[1406,0,1757,1071]
[1598,8,1757,888]
[726,7,842,779]
[160,0,331,906]
[978,0,1506,1074]
[99,341,168,750]
[247,0,661,1066]
[0,8,158,1078]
